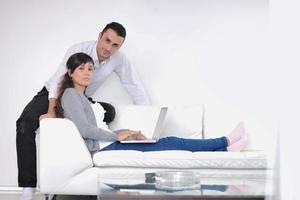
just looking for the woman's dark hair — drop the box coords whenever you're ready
[102,22,126,39]
[55,52,94,118]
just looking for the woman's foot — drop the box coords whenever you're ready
[20,187,35,200]
[227,122,246,145]
[226,185,240,193]
[226,184,247,193]
[227,133,248,152]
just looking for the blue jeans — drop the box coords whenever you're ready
[100,136,228,152]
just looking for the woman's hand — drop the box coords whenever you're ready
[117,130,147,141]
[131,131,148,140]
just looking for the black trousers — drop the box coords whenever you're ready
[16,87,115,187]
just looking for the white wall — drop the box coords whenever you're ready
[0,0,281,190]
[270,0,300,199]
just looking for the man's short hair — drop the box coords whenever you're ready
[102,22,126,39]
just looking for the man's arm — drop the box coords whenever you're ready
[41,43,85,120]
[45,43,83,99]
[114,53,150,105]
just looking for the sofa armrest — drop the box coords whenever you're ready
[39,118,93,193]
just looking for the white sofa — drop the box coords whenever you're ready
[39,103,275,196]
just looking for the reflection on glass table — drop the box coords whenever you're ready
[97,170,272,199]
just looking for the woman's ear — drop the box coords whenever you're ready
[68,70,72,77]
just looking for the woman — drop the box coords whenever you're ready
[55,52,247,154]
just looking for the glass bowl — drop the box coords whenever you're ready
[155,171,200,191]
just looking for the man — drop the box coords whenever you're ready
[17,22,150,200]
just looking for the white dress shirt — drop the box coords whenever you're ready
[90,103,114,150]
[45,40,150,104]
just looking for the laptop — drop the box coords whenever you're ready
[120,107,168,143]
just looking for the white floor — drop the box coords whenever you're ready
[0,191,43,200]
[0,186,98,199]
[0,192,96,200]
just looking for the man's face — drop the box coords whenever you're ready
[96,28,125,61]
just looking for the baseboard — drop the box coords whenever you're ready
[0,186,40,194]
[0,186,22,194]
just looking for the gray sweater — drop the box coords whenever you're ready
[62,88,117,153]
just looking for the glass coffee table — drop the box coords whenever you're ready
[97,170,273,200]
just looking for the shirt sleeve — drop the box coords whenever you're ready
[62,89,117,141]
[45,44,82,99]
[114,53,151,105]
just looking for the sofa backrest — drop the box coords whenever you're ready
[202,104,278,151]
[106,104,204,139]
[91,72,277,151]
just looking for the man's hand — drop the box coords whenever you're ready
[40,98,57,120]
[117,130,147,141]
[39,112,56,120]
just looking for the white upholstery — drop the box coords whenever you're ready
[202,104,278,151]
[161,104,203,138]
[108,104,203,139]
[39,105,273,195]
[93,150,270,169]
[39,119,93,194]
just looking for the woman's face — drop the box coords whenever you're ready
[70,62,94,91]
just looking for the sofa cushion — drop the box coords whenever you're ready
[161,104,203,138]
[93,150,272,169]
[108,104,203,139]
